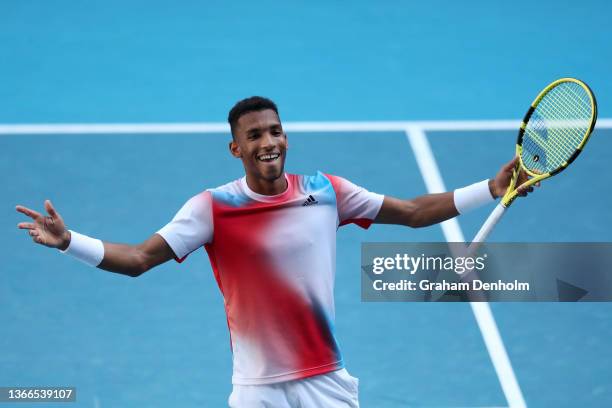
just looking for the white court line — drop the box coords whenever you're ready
[406,126,526,408]
[1,118,611,134]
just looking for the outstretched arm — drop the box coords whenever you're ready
[16,200,175,277]
[374,157,534,227]
[374,191,459,228]
[97,235,175,276]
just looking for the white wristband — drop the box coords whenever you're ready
[59,230,105,267]
[454,179,496,214]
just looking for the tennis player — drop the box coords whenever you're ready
[16,96,532,407]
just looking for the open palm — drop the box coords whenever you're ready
[16,200,69,249]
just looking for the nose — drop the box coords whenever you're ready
[260,131,276,149]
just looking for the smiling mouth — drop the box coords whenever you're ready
[257,153,281,162]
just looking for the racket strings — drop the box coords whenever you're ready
[522,81,593,173]
[537,84,591,135]
[524,114,580,171]
[542,87,591,123]
[523,121,582,172]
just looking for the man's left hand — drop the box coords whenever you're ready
[488,157,538,199]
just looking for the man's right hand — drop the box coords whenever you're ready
[16,200,71,250]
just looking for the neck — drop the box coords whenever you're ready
[245,173,288,196]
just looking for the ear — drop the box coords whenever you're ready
[229,140,241,158]
[284,132,289,150]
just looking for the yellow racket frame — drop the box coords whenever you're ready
[501,77,597,207]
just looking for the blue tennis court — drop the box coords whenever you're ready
[2,1,612,407]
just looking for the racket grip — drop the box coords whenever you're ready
[467,202,507,255]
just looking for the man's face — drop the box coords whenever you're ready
[230,109,288,182]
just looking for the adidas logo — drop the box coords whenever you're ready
[302,195,319,206]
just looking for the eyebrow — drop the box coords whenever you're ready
[245,123,282,135]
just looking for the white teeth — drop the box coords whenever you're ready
[258,153,280,161]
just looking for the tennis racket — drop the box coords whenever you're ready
[468,78,597,253]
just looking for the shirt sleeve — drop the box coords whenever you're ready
[325,174,384,229]
[156,191,213,261]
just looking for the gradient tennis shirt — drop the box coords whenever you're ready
[157,172,384,385]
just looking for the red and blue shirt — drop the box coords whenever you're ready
[157,172,384,385]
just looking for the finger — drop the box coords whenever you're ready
[17,222,36,230]
[29,229,39,237]
[15,205,43,220]
[517,186,534,196]
[503,156,520,172]
[45,200,58,218]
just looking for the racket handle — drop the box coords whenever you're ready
[467,202,507,255]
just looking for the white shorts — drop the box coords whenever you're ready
[228,368,360,408]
